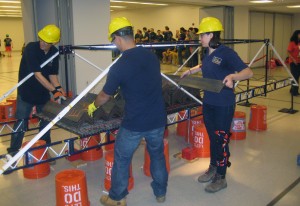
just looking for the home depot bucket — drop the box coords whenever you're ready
[248,105,267,131]
[176,110,188,137]
[193,125,210,158]
[187,115,204,143]
[22,140,50,179]
[0,102,14,122]
[80,135,103,161]
[6,97,17,120]
[55,169,90,206]
[104,130,117,151]
[143,139,170,177]
[231,111,246,140]
[104,150,134,191]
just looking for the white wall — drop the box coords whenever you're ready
[0,17,24,51]
[234,7,249,63]
[111,5,200,35]
[72,0,111,94]
[292,13,300,31]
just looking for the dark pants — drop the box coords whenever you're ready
[290,63,300,95]
[203,103,235,176]
[7,95,51,154]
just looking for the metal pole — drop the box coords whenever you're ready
[161,73,202,105]
[0,53,122,175]
[0,51,60,102]
[269,42,298,86]
[64,53,69,95]
[264,39,269,96]
[234,42,266,88]
[174,47,200,75]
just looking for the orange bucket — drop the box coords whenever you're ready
[6,97,17,120]
[231,111,246,140]
[248,105,267,131]
[143,139,170,177]
[55,169,90,206]
[164,128,169,138]
[104,150,134,191]
[104,130,117,151]
[193,125,210,158]
[176,110,188,137]
[22,140,50,179]
[186,115,204,143]
[0,102,14,122]
[80,135,103,161]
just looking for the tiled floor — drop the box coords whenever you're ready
[0,52,300,206]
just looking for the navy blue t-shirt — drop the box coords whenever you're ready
[103,47,166,132]
[18,41,59,105]
[201,45,247,106]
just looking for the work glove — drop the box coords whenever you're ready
[55,86,67,96]
[87,101,98,117]
[52,89,66,104]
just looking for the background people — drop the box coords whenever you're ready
[287,30,300,96]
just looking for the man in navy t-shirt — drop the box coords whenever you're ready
[88,17,168,206]
[7,25,65,160]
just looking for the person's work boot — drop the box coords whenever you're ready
[198,165,217,183]
[100,195,127,206]
[205,173,227,193]
[156,195,166,203]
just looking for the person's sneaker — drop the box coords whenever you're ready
[156,195,166,203]
[198,165,217,183]
[100,195,126,206]
[205,173,227,193]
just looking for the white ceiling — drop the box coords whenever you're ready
[110,0,300,14]
[0,0,299,18]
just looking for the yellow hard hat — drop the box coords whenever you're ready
[108,17,133,42]
[197,17,223,34]
[38,24,60,44]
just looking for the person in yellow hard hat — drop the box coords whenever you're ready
[5,24,66,170]
[181,17,253,193]
[87,17,168,206]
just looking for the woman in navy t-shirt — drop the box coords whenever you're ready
[181,17,253,193]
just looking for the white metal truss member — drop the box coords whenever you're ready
[269,42,299,87]
[161,73,203,105]
[0,53,123,175]
[0,51,59,102]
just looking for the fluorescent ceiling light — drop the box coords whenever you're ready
[0,14,21,17]
[250,0,273,3]
[111,1,168,6]
[0,9,20,12]
[110,5,127,8]
[0,5,21,8]
[0,1,20,3]
[287,5,300,8]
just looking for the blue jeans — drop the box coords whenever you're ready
[109,127,168,201]
[203,103,235,176]
[7,95,51,154]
